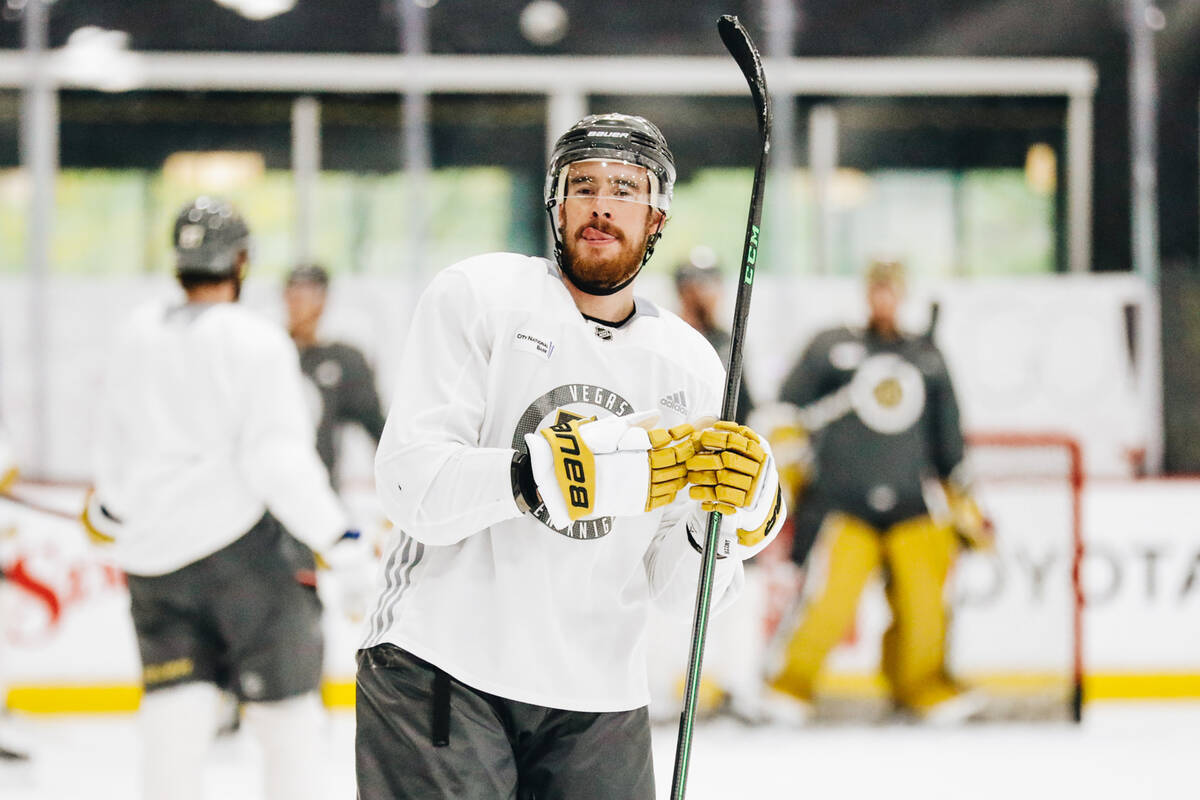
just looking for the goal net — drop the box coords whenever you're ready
[948,431,1085,722]
[753,430,1085,724]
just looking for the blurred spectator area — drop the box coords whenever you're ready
[0,89,1068,279]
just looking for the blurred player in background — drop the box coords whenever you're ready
[84,197,365,800]
[359,113,785,799]
[764,259,991,724]
[283,263,386,488]
[674,248,753,424]
[0,426,31,762]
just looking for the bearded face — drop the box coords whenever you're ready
[557,160,665,292]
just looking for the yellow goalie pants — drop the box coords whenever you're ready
[769,512,960,712]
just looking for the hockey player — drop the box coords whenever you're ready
[360,113,786,799]
[85,197,363,800]
[765,259,990,724]
[283,263,386,488]
[673,250,753,425]
[0,426,31,763]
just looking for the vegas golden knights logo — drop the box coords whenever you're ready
[513,385,633,540]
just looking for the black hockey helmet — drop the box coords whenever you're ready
[172,196,250,277]
[544,113,676,296]
[673,245,722,289]
[286,262,330,288]
[544,113,676,213]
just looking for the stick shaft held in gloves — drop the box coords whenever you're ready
[670,14,772,800]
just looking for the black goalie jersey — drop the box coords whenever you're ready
[780,325,965,540]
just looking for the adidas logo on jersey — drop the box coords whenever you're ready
[659,390,688,415]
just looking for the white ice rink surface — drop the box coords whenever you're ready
[1,702,1196,799]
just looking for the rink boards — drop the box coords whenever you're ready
[2,479,1199,713]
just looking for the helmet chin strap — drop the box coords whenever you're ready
[547,205,663,297]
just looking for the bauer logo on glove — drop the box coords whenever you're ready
[543,418,596,516]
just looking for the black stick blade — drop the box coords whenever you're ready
[718,15,769,140]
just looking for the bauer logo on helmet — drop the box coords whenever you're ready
[178,224,206,250]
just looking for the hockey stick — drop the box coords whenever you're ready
[0,487,79,522]
[669,15,771,800]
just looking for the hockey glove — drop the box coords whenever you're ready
[524,410,703,530]
[686,421,785,553]
[80,489,123,545]
[0,436,16,494]
[943,481,994,550]
[0,466,16,495]
[751,402,812,503]
[316,530,377,622]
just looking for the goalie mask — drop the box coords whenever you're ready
[173,196,250,279]
[545,113,676,296]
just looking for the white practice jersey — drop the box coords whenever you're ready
[370,253,744,713]
[93,300,348,576]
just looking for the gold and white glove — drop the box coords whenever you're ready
[80,488,123,545]
[943,481,994,550]
[524,410,702,530]
[0,435,17,494]
[750,402,811,502]
[0,465,16,495]
[316,530,377,622]
[685,421,786,560]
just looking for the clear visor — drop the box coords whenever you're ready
[550,159,668,212]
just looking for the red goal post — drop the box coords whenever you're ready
[962,431,1085,722]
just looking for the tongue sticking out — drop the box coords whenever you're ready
[582,227,617,243]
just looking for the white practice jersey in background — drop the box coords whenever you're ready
[370,254,744,712]
[92,300,348,576]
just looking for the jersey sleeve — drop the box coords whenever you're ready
[374,268,523,546]
[643,502,744,618]
[238,326,349,552]
[778,332,833,409]
[336,346,387,443]
[91,314,142,519]
[926,345,966,481]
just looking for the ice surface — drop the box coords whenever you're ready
[1,702,1195,799]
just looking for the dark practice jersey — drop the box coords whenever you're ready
[780,325,964,546]
[297,342,386,485]
[701,326,753,425]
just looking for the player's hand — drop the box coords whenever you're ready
[524,410,704,530]
[0,466,17,495]
[0,437,17,494]
[80,488,122,545]
[317,530,377,622]
[685,421,785,555]
[316,530,367,569]
[943,482,994,550]
[750,402,811,503]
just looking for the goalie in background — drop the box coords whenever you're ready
[763,259,992,725]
